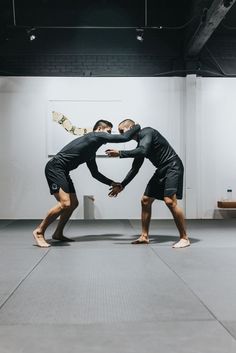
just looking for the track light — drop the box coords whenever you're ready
[27,28,36,41]
[30,34,36,41]
[136,28,144,42]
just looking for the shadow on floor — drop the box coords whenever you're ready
[59,233,200,245]
[47,240,72,247]
[70,234,126,242]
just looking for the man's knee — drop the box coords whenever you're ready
[60,200,71,210]
[141,195,153,207]
[164,196,176,209]
[61,199,79,210]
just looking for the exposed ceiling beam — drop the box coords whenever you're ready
[12,0,16,26]
[186,0,236,57]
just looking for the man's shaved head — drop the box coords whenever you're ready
[118,119,135,133]
[119,118,135,128]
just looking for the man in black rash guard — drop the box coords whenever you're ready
[33,119,140,248]
[106,118,190,249]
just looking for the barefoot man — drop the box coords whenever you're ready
[33,119,140,247]
[106,119,190,249]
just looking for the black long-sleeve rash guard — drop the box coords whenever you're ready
[52,124,140,186]
[119,127,178,188]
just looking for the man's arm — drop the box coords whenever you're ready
[121,156,145,188]
[106,130,152,158]
[102,124,140,143]
[120,132,152,158]
[86,158,113,185]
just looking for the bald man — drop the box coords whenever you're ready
[106,119,190,249]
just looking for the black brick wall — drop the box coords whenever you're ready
[0,54,182,77]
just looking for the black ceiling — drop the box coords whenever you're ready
[1,0,236,77]
[1,0,195,28]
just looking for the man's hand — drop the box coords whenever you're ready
[108,182,123,197]
[105,149,120,157]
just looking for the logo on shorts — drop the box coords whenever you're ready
[52,183,58,191]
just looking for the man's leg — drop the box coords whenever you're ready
[52,193,79,241]
[164,194,190,248]
[131,195,155,244]
[33,188,73,247]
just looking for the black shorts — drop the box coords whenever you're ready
[144,158,184,200]
[45,159,76,195]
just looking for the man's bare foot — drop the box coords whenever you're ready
[172,238,190,249]
[33,230,51,248]
[131,235,149,244]
[52,233,75,242]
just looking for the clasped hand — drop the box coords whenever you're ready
[109,182,123,197]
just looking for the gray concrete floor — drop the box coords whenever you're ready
[0,219,236,353]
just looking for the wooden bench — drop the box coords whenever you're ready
[217,201,236,208]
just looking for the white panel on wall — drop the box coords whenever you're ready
[184,75,201,218]
[197,78,236,218]
[47,99,128,156]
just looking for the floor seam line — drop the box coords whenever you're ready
[149,246,236,341]
[0,249,51,311]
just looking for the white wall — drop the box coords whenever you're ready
[0,77,184,219]
[1,76,235,219]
